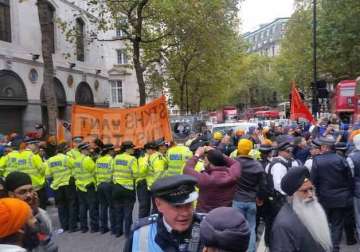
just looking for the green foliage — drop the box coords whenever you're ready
[274,0,360,98]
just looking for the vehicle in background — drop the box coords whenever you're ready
[277,102,290,119]
[209,106,238,124]
[243,106,272,120]
[254,110,280,120]
[331,80,357,123]
[210,122,258,135]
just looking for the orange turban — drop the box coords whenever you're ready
[0,198,31,238]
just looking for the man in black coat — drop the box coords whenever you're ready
[271,166,332,252]
[311,137,353,252]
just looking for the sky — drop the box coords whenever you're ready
[240,0,295,33]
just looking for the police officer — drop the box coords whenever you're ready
[95,143,115,234]
[0,143,20,178]
[45,142,77,232]
[304,139,321,171]
[146,141,166,190]
[73,142,99,233]
[136,143,151,218]
[112,141,138,237]
[264,138,300,246]
[124,174,205,252]
[165,142,193,177]
[66,136,83,160]
[17,138,47,209]
[311,136,353,252]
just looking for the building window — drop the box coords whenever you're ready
[76,18,85,62]
[110,80,123,104]
[47,3,55,53]
[117,49,128,65]
[0,0,11,42]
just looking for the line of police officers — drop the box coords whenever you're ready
[0,136,194,238]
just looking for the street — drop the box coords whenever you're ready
[47,205,360,252]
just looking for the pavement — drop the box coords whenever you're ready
[47,205,360,252]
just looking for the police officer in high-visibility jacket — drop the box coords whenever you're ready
[73,142,99,233]
[124,175,205,252]
[0,144,20,178]
[66,136,83,160]
[17,138,47,209]
[146,142,166,190]
[45,142,77,232]
[136,144,151,218]
[95,143,115,234]
[112,141,138,237]
[165,143,193,177]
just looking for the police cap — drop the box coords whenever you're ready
[151,175,198,205]
[144,141,157,150]
[318,136,336,146]
[24,138,40,145]
[335,142,348,151]
[72,136,84,143]
[78,142,90,151]
[310,138,321,148]
[259,144,273,153]
[102,143,114,151]
[121,141,135,151]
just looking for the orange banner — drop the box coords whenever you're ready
[71,96,172,147]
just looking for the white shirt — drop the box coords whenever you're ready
[304,158,313,171]
[266,156,300,195]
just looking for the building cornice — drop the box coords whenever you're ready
[243,17,290,38]
[0,54,108,80]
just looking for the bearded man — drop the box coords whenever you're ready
[270,166,332,252]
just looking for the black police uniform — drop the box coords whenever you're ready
[311,146,353,252]
[124,175,205,252]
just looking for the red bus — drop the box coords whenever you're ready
[255,110,280,120]
[332,80,357,123]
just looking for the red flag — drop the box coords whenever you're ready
[290,82,315,124]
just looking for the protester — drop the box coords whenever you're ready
[233,139,266,252]
[5,171,58,252]
[0,198,38,252]
[271,166,332,252]
[183,147,241,212]
[200,207,250,252]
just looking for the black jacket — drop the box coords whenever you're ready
[234,156,266,202]
[271,203,327,252]
[311,151,353,208]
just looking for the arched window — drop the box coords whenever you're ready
[0,0,11,42]
[76,18,85,62]
[75,82,94,106]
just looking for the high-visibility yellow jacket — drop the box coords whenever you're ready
[45,153,73,190]
[113,152,138,190]
[17,149,45,190]
[66,148,81,160]
[137,153,149,184]
[0,150,20,178]
[73,154,96,192]
[147,152,166,189]
[165,145,193,177]
[95,154,113,186]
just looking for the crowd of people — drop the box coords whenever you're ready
[0,115,360,251]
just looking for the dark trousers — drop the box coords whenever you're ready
[98,182,115,232]
[344,205,357,244]
[264,198,285,246]
[136,180,151,218]
[37,187,48,210]
[112,184,135,236]
[77,184,99,231]
[54,184,77,231]
[324,207,351,252]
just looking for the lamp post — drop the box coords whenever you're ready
[311,0,319,117]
